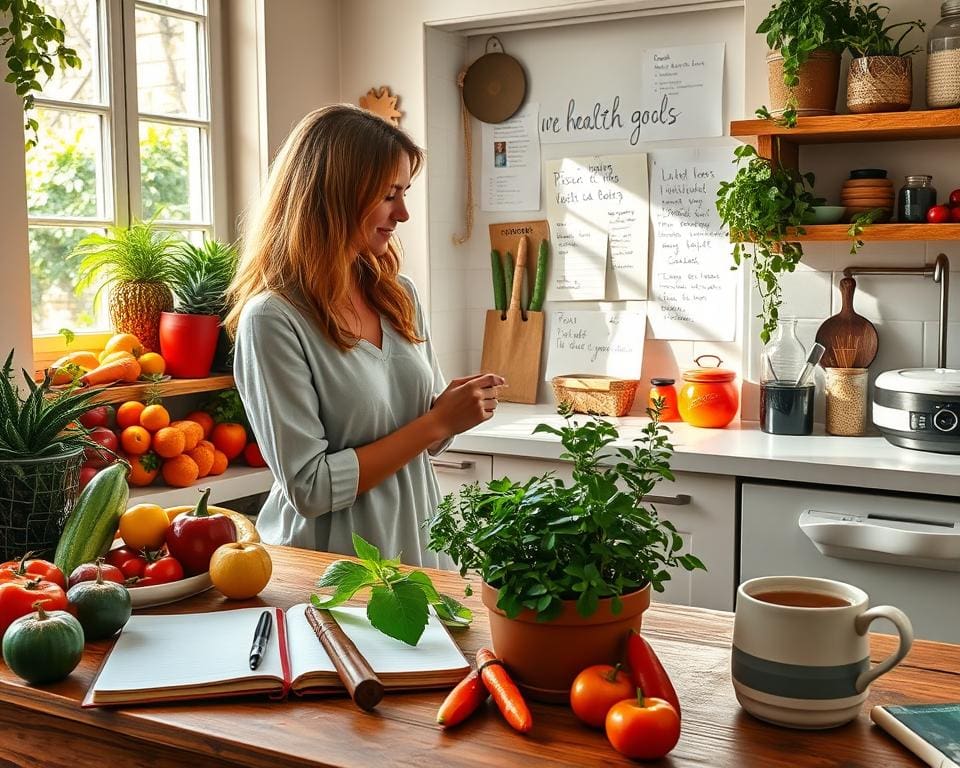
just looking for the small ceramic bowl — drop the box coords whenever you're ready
[804,206,846,224]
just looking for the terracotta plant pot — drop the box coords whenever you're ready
[158,311,220,379]
[767,49,841,116]
[846,55,912,114]
[481,581,651,703]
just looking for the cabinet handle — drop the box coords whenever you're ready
[430,458,476,471]
[642,493,691,506]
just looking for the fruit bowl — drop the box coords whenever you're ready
[128,571,213,609]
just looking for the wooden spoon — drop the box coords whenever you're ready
[814,277,879,368]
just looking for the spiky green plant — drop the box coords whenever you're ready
[168,240,239,316]
[0,351,101,460]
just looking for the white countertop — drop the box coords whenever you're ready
[451,404,960,497]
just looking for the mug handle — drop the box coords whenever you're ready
[854,606,914,693]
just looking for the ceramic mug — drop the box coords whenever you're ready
[731,576,913,729]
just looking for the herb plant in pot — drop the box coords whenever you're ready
[160,239,238,379]
[844,2,925,114]
[428,404,705,703]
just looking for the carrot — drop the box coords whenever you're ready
[475,647,532,733]
[437,669,488,728]
[80,357,141,387]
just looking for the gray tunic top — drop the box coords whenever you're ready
[233,275,450,568]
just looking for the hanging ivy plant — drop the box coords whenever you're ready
[0,0,81,149]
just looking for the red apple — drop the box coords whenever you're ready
[79,405,112,429]
[949,188,960,208]
[78,465,99,491]
[926,204,951,224]
[952,206,960,223]
[84,426,119,468]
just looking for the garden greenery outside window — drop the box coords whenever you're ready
[25,0,218,371]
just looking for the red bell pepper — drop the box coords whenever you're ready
[165,488,237,575]
[626,629,681,719]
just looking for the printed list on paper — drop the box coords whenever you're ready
[481,103,541,212]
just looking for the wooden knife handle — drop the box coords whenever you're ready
[509,236,528,312]
[305,606,384,711]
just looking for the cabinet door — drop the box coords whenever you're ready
[430,451,493,499]
[491,456,736,611]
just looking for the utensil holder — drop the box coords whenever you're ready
[825,367,869,436]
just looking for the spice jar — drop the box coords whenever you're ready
[897,175,937,223]
[648,378,681,421]
[927,0,960,109]
[677,355,739,429]
[825,368,869,436]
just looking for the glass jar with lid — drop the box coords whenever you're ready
[927,0,960,109]
[897,175,937,223]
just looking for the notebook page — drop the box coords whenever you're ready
[94,608,284,692]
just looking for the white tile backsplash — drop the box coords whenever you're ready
[922,321,960,369]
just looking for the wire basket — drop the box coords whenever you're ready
[551,375,640,417]
[0,449,84,561]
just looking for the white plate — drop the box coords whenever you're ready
[128,571,214,609]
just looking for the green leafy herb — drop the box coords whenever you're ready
[844,2,924,58]
[755,103,798,129]
[846,208,885,255]
[201,388,249,428]
[310,532,472,646]
[57,328,75,346]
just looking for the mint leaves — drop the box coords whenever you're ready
[310,533,472,646]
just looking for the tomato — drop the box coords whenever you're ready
[78,465,100,491]
[570,664,635,729]
[927,204,951,223]
[605,692,681,761]
[105,545,142,570]
[243,442,267,468]
[67,561,125,588]
[119,556,147,580]
[949,188,960,208]
[0,555,66,590]
[951,206,960,223]
[0,578,68,637]
[84,426,119,468]
[118,503,170,550]
[143,554,184,584]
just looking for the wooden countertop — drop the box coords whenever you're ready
[1,545,955,767]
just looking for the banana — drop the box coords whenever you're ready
[164,503,260,543]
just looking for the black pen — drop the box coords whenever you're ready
[249,610,272,670]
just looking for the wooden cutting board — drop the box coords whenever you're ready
[814,276,879,368]
[480,235,544,403]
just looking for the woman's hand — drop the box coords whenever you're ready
[430,373,506,438]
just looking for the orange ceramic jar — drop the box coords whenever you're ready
[647,378,681,421]
[677,355,739,428]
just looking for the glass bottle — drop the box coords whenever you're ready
[760,318,807,385]
[897,175,937,223]
[760,319,814,435]
[927,0,960,109]
[648,378,681,421]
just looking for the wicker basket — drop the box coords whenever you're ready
[551,375,640,417]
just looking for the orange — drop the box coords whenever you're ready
[120,425,151,455]
[152,426,186,458]
[197,439,215,454]
[118,502,169,550]
[186,444,215,478]
[104,332,144,358]
[124,451,160,487]
[185,410,214,439]
[209,449,228,476]
[211,422,247,461]
[171,420,203,451]
[209,542,273,599]
[137,352,166,376]
[161,454,199,488]
[140,403,170,432]
[116,400,146,430]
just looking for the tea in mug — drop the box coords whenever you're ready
[752,590,851,608]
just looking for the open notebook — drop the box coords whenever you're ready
[83,603,469,707]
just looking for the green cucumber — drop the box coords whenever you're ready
[502,251,514,309]
[529,239,549,312]
[54,462,129,577]
[491,249,506,311]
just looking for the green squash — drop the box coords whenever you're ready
[2,605,84,684]
[67,569,132,641]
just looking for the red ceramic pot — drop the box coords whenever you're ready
[677,354,740,428]
[159,311,220,378]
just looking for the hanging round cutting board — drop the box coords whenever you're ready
[462,37,526,124]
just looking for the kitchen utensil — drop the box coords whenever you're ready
[480,235,544,403]
[462,37,526,124]
[815,277,879,368]
[874,368,960,453]
[795,342,826,387]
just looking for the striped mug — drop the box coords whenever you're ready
[732,576,913,729]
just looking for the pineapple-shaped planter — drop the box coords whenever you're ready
[110,280,173,354]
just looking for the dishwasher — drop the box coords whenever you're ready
[740,482,960,643]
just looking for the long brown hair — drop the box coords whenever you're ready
[225,104,424,349]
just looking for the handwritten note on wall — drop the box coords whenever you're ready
[545,309,647,380]
[648,148,738,341]
[641,44,724,141]
[544,154,648,301]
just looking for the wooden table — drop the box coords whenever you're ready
[1,546,954,767]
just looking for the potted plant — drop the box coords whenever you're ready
[159,239,238,379]
[0,351,101,561]
[844,2,925,114]
[72,218,178,353]
[428,403,705,702]
[758,0,854,116]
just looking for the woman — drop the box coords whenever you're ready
[225,104,503,567]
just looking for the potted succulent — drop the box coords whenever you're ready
[844,2,925,114]
[72,218,178,353]
[758,0,854,116]
[0,351,101,561]
[428,403,705,702]
[159,239,238,379]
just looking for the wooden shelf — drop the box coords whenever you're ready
[85,374,235,404]
[127,465,273,506]
[790,223,960,241]
[731,108,960,145]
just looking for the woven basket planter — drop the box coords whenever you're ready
[551,375,639,417]
[767,49,841,116]
[846,55,912,113]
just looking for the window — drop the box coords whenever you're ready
[25,0,215,348]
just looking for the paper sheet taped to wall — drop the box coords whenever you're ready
[545,308,647,381]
